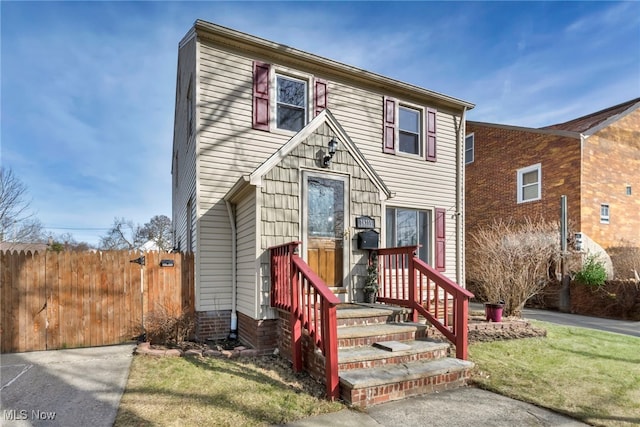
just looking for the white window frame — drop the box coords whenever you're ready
[465,133,474,164]
[600,204,610,224]
[385,206,433,265]
[272,70,310,133]
[397,104,423,156]
[517,163,542,203]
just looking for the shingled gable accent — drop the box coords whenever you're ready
[248,109,392,200]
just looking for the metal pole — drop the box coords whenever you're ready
[559,196,571,312]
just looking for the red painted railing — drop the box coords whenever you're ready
[377,246,474,360]
[269,242,340,400]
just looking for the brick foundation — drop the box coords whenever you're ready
[237,311,278,355]
[195,310,231,342]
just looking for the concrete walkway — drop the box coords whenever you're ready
[1,344,136,427]
[282,387,587,426]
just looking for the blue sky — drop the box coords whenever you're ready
[2,1,639,246]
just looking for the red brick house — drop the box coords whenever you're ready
[465,98,640,260]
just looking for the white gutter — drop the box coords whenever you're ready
[225,200,238,339]
[457,107,467,286]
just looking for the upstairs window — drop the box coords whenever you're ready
[383,97,437,161]
[517,163,541,203]
[600,204,610,224]
[399,106,422,155]
[465,133,474,164]
[276,75,307,132]
[253,61,328,132]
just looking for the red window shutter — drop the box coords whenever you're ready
[435,207,446,271]
[426,107,437,161]
[314,78,328,116]
[383,97,396,154]
[253,61,270,131]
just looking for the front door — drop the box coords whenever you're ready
[303,172,349,289]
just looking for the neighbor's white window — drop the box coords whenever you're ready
[276,74,307,132]
[600,204,610,224]
[517,163,541,203]
[465,133,474,164]
[398,106,422,155]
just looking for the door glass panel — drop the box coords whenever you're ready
[308,177,344,238]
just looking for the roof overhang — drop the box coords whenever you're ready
[192,20,474,112]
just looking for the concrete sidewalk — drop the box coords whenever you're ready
[1,344,136,427]
[282,387,588,427]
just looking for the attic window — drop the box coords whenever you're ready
[626,185,632,196]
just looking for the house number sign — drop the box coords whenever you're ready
[355,216,375,229]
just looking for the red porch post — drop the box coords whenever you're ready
[290,247,302,372]
[455,295,469,360]
[323,302,339,400]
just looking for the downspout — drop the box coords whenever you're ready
[457,107,467,286]
[225,200,238,339]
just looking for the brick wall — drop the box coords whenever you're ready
[465,122,582,233]
[237,311,278,355]
[581,110,640,248]
[195,310,231,341]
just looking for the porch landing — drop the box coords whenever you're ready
[334,303,474,407]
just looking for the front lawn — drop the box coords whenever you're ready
[114,354,344,427]
[470,321,640,427]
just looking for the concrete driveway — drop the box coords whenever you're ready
[1,344,136,427]
[522,307,640,337]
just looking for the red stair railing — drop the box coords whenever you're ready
[269,242,340,400]
[377,246,474,360]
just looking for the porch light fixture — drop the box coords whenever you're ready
[323,138,339,167]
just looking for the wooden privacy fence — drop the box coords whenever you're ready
[0,250,194,353]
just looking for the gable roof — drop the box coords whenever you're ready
[225,109,393,202]
[543,97,640,134]
[190,20,474,112]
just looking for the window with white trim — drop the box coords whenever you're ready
[517,163,541,203]
[398,106,422,155]
[465,133,474,164]
[386,207,431,263]
[276,74,307,132]
[600,204,610,224]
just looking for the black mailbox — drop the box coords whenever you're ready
[358,230,379,250]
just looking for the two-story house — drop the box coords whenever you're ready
[172,20,474,353]
[465,98,640,276]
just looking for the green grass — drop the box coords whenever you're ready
[469,321,640,427]
[114,355,344,427]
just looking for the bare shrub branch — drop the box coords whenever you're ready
[467,219,563,317]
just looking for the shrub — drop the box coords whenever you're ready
[607,242,640,280]
[575,255,607,288]
[144,303,195,345]
[466,219,563,317]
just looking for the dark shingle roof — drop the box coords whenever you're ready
[542,97,640,133]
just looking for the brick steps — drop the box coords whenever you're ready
[335,303,473,407]
[339,357,474,407]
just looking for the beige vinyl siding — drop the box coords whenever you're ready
[190,35,464,312]
[235,189,259,318]
[172,36,197,255]
[327,81,461,280]
[195,41,298,311]
[259,123,384,306]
